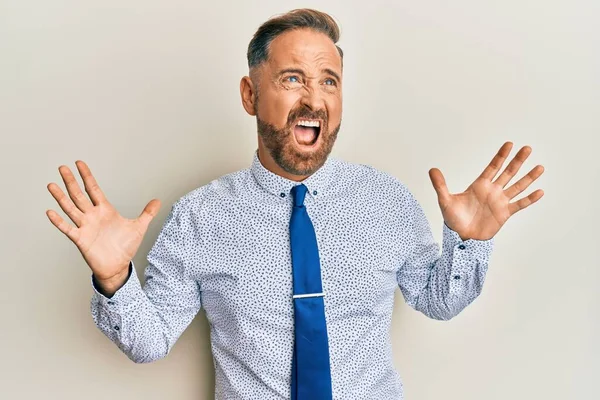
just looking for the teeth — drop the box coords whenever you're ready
[297,120,320,128]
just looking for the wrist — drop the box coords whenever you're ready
[95,264,131,297]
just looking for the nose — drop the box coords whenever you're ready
[300,84,325,111]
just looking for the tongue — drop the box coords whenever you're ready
[294,126,318,145]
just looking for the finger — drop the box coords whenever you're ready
[136,199,161,231]
[47,182,84,226]
[479,141,513,181]
[508,189,544,215]
[504,165,545,200]
[428,168,451,204]
[75,160,108,206]
[494,145,533,188]
[46,209,81,244]
[59,165,94,212]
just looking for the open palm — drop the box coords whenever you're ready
[429,142,545,241]
[46,161,161,281]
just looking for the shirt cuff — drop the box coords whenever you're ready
[442,222,494,265]
[91,261,143,313]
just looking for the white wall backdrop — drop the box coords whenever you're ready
[1,0,598,399]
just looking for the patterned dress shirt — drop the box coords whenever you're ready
[90,149,494,399]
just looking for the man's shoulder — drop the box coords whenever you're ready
[334,158,422,217]
[333,156,410,193]
[171,167,251,213]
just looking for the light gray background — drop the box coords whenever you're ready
[1,0,598,399]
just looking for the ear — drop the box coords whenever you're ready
[240,76,257,116]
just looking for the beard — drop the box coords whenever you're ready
[256,106,341,176]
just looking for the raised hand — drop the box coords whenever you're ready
[428,142,545,241]
[46,161,161,291]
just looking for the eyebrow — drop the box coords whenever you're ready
[276,67,341,82]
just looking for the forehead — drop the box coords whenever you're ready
[266,28,342,74]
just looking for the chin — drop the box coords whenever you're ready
[277,141,330,176]
[257,115,340,176]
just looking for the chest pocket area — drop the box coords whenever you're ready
[315,211,401,319]
[199,226,294,332]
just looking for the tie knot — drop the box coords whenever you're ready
[290,184,308,207]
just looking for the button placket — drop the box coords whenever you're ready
[450,242,471,294]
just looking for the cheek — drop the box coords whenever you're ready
[327,97,343,127]
[259,94,297,127]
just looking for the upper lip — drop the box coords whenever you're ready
[294,118,322,124]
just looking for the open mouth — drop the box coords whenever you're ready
[293,119,322,148]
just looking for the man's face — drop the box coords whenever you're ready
[248,28,343,177]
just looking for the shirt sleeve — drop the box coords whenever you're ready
[396,189,494,321]
[89,199,202,363]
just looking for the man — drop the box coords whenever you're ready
[45,8,544,400]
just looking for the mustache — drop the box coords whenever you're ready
[286,108,328,127]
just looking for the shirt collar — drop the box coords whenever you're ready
[250,149,335,201]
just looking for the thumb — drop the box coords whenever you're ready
[136,199,161,231]
[428,168,451,204]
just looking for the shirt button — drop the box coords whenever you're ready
[107,301,114,305]
[453,275,461,280]
[280,193,286,198]
[114,326,120,331]
[313,190,318,195]
[458,244,466,250]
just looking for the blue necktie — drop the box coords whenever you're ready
[289,184,333,400]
